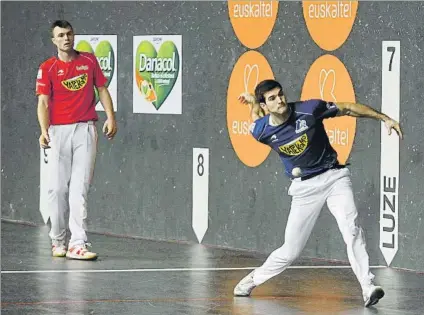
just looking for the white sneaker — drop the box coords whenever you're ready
[234,271,256,296]
[363,285,385,307]
[52,244,67,257]
[66,243,98,260]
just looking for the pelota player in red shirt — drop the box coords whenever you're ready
[36,20,117,260]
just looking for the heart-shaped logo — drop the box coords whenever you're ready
[244,64,259,92]
[135,40,180,110]
[319,68,336,102]
[75,39,115,104]
[243,64,259,111]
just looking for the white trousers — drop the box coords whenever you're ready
[46,122,97,247]
[253,168,375,291]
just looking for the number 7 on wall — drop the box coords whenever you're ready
[387,46,396,72]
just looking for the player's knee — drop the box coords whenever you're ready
[351,222,362,236]
[344,224,362,243]
[48,186,68,197]
[286,252,300,264]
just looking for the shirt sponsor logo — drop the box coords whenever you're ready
[278,133,308,156]
[61,73,88,91]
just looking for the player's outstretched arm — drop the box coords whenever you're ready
[336,102,403,139]
[238,92,264,122]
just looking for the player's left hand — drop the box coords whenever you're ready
[384,118,403,139]
[103,118,117,140]
[238,92,267,117]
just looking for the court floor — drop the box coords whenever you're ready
[2,222,423,315]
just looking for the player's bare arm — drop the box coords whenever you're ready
[97,86,118,140]
[238,92,265,121]
[335,102,403,139]
[37,94,51,148]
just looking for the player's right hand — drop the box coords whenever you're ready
[39,132,50,149]
[238,92,256,105]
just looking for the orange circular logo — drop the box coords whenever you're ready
[228,0,279,49]
[301,54,356,164]
[302,0,358,51]
[227,50,273,167]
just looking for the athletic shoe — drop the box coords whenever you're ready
[52,244,67,257]
[66,243,97,260]
[234,271,256,296]
[363,284,385,307]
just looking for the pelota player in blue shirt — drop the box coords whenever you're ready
[233,79,403,307]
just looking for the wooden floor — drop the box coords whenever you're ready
[2,222,423,315]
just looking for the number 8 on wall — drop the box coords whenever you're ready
[192,148,209,243]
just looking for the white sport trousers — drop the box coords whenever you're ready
[46,121,97,247]
[253,168,375,291]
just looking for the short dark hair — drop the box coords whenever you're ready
[50,20,73,37]
[255,79,283,104]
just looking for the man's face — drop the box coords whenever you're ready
[261,87,288,115]
[52,26,74,52]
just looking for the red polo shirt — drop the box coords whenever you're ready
[36,51,107,125]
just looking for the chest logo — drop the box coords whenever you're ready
[295,119,308,134]
[278,133,308,156]
[61,73,88,91]
[76,65,89,71]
